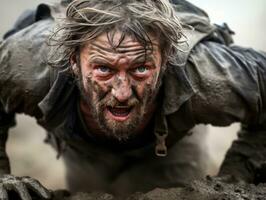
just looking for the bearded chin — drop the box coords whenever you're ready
[77,77,148,141]
[97,104,142,141]
[76,68,162,141]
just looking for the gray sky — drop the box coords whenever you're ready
[189,0,266,50]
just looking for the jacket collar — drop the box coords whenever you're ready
[38,68,76,129]
[161,63,195,115]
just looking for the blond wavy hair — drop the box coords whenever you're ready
[49,0,185,68]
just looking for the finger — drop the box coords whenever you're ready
[0,184,8,200]
[22,177,51,199]
[13,182,32,200]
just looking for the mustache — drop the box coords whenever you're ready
[97,94,140,108]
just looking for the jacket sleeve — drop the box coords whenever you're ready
[0,19,54,174]
[186,41,266,183]
[0,19,53,117]
[0,103,15,175]
[218,123,266,183]
[186,41,266,127]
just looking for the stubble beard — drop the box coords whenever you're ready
[77,75,159,141]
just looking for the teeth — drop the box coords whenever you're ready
[114,106,130,109]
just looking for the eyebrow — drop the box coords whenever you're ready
[89,58,113,66]
[89,55,157,68]
[131,54,157,66]
[91,42,154,54]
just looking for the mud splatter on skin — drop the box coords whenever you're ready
[76,31,162,140]
[79,72,159,141]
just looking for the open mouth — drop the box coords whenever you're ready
[107,106,132,117]
[106,106,133,121]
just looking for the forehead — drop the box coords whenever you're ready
[82,31,161,55]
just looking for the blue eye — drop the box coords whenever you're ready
[97,66,111,73]
[134,66,149,74]
[136,66,147,73]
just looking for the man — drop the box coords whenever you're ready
[0,0,265,199]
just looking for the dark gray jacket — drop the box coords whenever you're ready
[0,1,265,177]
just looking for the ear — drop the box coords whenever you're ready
[70,53,79,76]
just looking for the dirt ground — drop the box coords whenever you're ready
[44,177,266,200]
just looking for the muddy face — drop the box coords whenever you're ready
[75,31,162,140]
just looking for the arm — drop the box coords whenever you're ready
[0,104,15,175]
[218,124,266,183]
[186,41,266,182]
[187,41,266,126]
[0,95,51,200]
[0,18,54,200]
[0,105,48,200]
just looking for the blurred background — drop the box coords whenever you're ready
[0,0,265,191]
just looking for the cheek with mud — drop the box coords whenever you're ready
[135,73,160,103]
[80,75,158,140]
[86,77,112,103]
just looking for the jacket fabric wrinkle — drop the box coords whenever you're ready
[1,1,265,157]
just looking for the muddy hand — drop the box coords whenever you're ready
[0,175,51,200]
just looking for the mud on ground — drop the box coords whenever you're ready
[49,177,266,200]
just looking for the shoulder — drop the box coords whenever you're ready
[0,19,56,116]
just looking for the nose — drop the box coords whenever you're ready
[111,74,132,102]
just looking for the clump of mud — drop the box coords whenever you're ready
[49,177,266,200]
